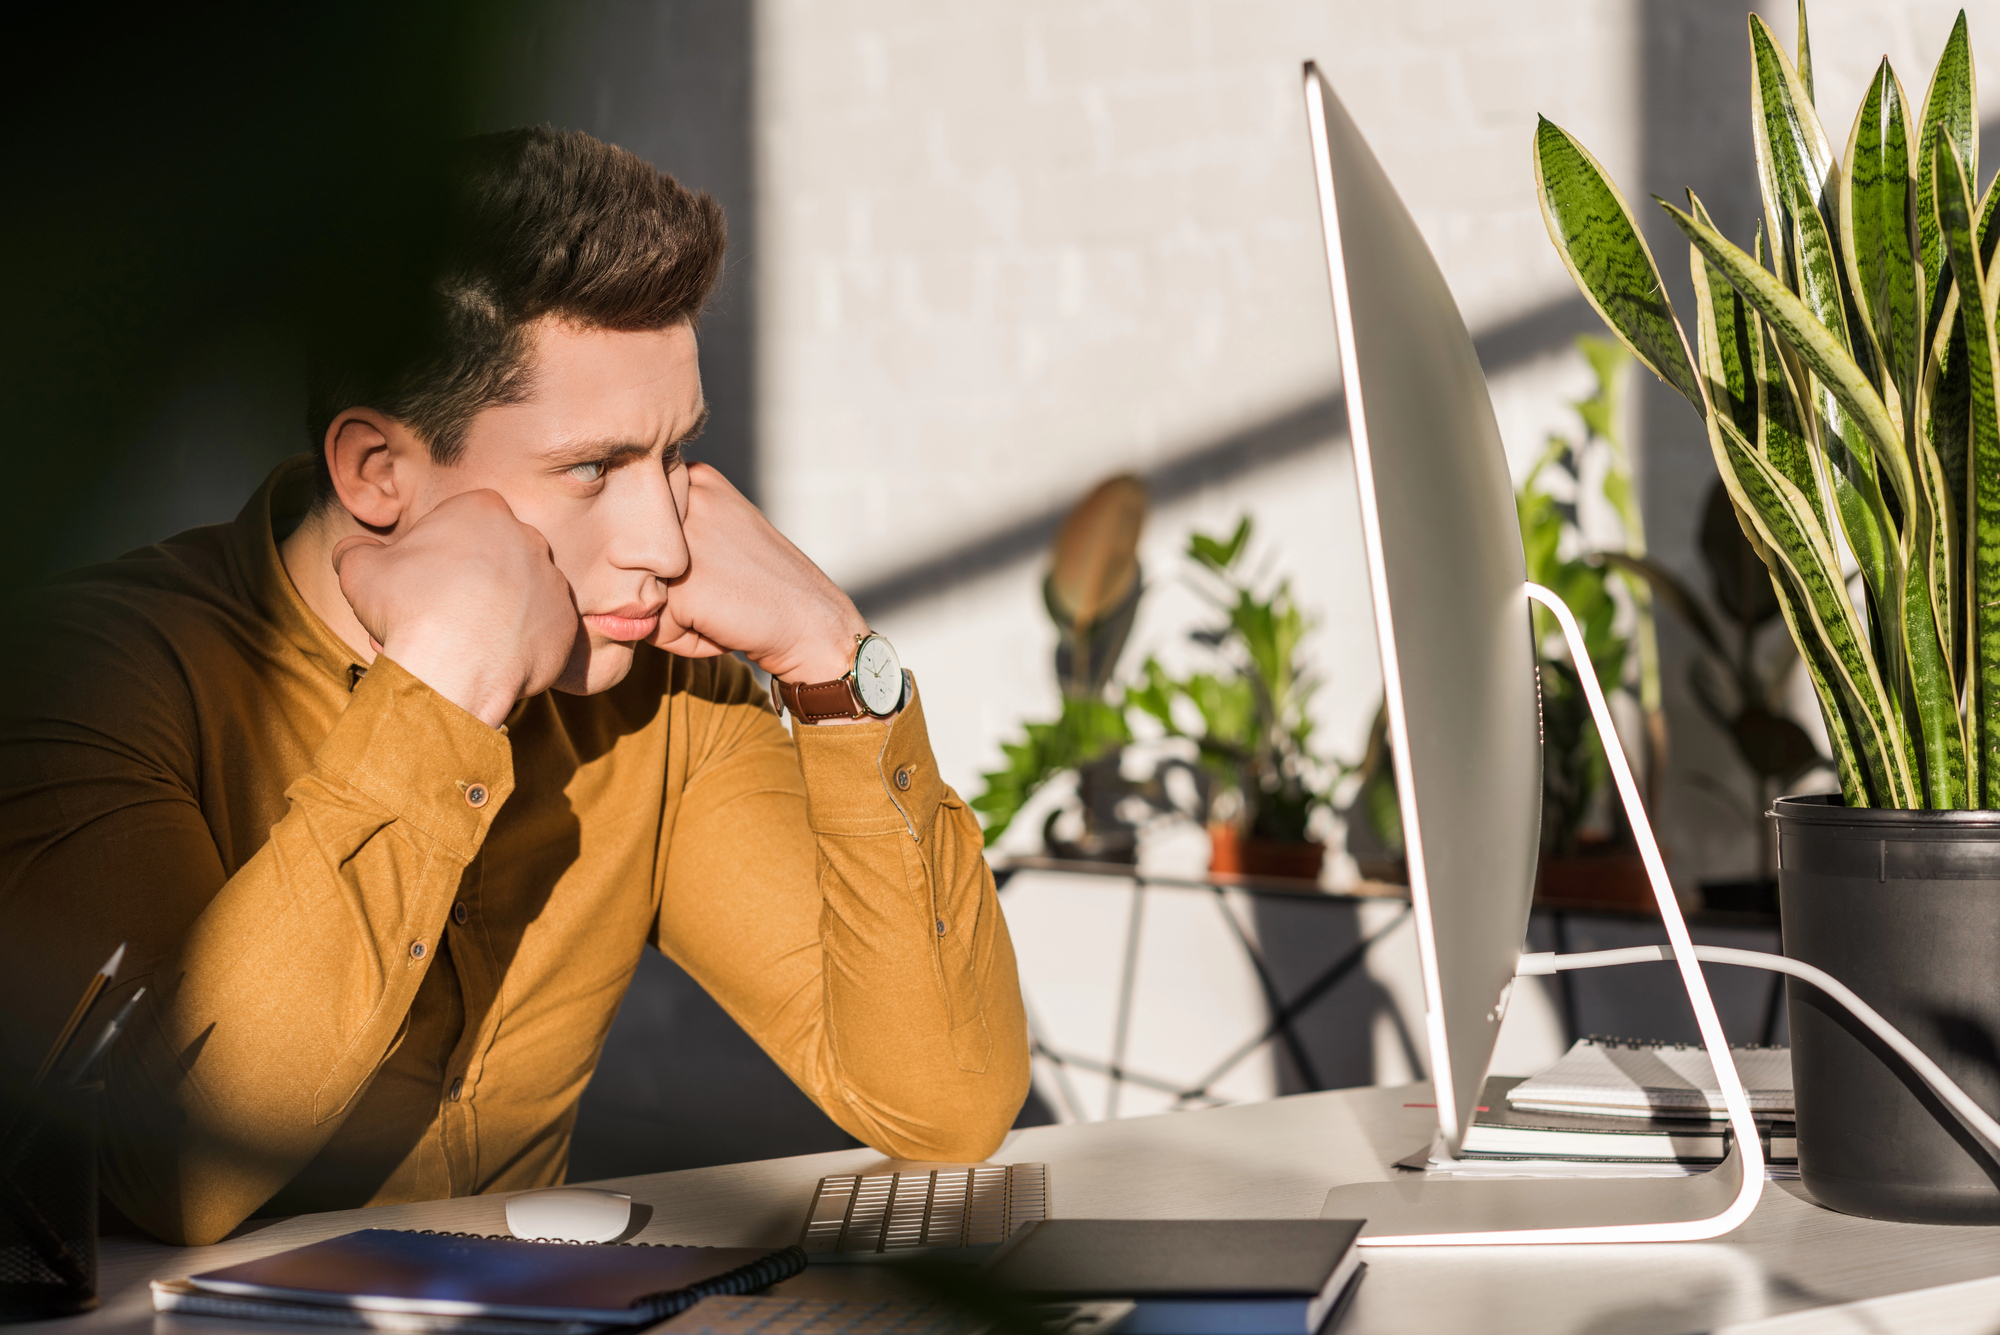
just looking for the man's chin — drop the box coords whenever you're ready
[553,640,637,695]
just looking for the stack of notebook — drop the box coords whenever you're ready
[1455,1037,1796,1166]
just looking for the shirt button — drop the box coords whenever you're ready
[448,1077,464,1102]
[410,941,427,960]
[895,766,913,791]
[465,783,489,808]
[935,918,947,936]
[452,902,469,925]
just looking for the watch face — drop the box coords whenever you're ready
[853,635,903,715]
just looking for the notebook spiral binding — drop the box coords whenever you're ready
[1584,1034,1786,1052]
[394,1231,808,1319]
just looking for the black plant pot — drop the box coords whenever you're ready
[1773,795,2000,1223]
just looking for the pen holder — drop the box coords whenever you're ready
[0,1083,99,1320]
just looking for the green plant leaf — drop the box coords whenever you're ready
[1687,193,1760,442]
[1749,13,1838,296]
[1769,567,1870,805]
[1842,58,1921,423]
[1707,410,1917,805]
[1904,431,1969,806]
[1663,199,1913,513]
[1795,1,1814,104]
[1535,117,1703,413]
[971,695,1134,840]
[1934,139,2000,804]
[1188,516,1251,573]
[1916,10,1976,353]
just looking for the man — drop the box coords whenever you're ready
[0,127,1029,1246]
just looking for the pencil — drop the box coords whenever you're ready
[29,942,125,1090]
[67,986,146,1088]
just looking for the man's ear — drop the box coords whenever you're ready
[324,409,417,531]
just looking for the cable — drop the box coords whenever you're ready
[1517,944,2000,1160]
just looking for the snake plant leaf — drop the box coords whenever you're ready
[1795,0,1814,106]
[1535,118,1703,414]
[1754,306,1826,530]
[1750,14,1838,295]
[1842,59,1920,423]
[1905,427,1968,807]
[1664,199,1914,513]
[1771,567,1870,805]
[1687,193,1760,441]
[1934,138,2000,803]
[1709,412,1917,805]
[1785,170,1906,625]
[1916,11,1976,353]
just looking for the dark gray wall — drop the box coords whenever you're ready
[476,0,761,502]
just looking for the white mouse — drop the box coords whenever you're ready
[504,1186,634,1243]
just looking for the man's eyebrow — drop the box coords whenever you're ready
[674,405,710,450]
[539,407,710,466]
[540,438,654,466]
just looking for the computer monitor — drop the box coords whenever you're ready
[1301,62,1766,1244]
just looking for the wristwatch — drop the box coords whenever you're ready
[771,632,905,722]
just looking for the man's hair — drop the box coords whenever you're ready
[307,126,725,497]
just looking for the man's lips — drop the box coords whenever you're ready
[583,606,664,642]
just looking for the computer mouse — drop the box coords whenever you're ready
[504,1186,634,1243]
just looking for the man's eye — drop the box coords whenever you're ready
[567,460,608,483]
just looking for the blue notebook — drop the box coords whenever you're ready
[178,1229,805,1326]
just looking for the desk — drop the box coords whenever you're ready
[44,1084,2000,1335]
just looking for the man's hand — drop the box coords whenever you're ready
[332,490,580,728]
[653,464,870,687]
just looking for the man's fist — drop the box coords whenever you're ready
[332,490,580,727]
[651,464,870,686]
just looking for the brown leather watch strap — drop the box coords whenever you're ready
[773,675,865,723]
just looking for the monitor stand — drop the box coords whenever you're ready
[1321,583,1767,1244]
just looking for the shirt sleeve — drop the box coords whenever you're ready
[0,642,513,1247]
[653,667,1030,1162]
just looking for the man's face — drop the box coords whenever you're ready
[401,317,704,695]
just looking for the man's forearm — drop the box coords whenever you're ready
[790,687,1030,1160]
[106,659,511,1244]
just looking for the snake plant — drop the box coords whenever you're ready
[1536,4,1997,809]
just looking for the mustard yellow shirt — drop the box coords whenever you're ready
[0,458,1028,1245]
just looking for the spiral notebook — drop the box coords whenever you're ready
[1506,1036,1793,1120]
[152,1228,805,1331]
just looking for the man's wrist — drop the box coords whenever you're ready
[380,636,521,729]
[778,613,871,685]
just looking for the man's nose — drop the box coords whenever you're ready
[606,456,690,581]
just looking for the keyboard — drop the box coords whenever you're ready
[655,1295,1131,1335]
[799,1164,1049,1260]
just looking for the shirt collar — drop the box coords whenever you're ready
[230,455,371,686]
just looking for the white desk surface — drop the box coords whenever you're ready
[39,1084,2000,1335]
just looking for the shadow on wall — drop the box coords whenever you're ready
[568,948,861,1180]
[569,945,1055,1180]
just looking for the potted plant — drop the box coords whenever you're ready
[1537,3,2000,1221]
[1127,517,1333,880]
[971,475,1147,860]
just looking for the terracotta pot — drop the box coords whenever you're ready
[1208,823,1324,881]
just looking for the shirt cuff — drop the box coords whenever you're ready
[792,675,947,842]
[306,655,516,860]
